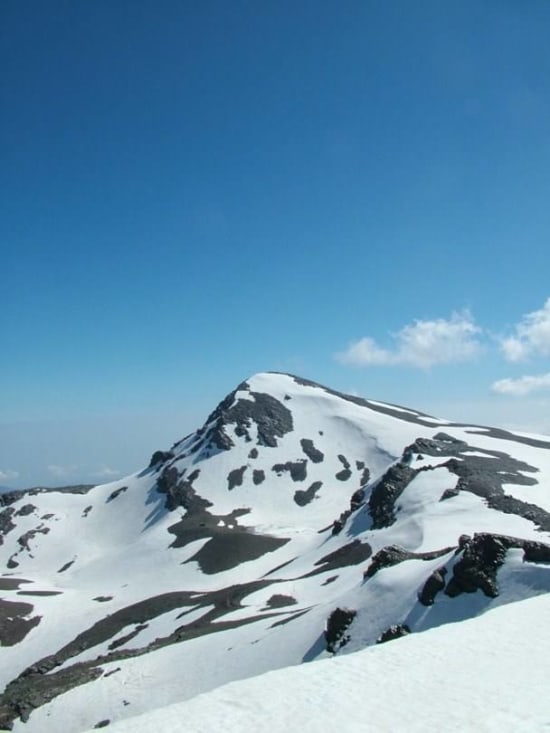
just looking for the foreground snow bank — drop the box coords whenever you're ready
[88,594,550,733]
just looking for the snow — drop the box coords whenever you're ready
[83,594,550,733]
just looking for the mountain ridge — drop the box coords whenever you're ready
[1,372,549,732]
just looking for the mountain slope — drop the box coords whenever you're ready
[1,372,550,732]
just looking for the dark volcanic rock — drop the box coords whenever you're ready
[377,624,410,644]
[445,533,519,598]
[325,607,356,653]
[17,526,50,552]
[15,505,35,517]
[300,439,324,463]
[0,507,16,544]
[368,463,417,529]
[440,487,460,501]
[157,467,211,513]
[106,487,128,503]
[248,448,259,459]
[252,469,265,485]
[0,598,41,646]
[364,545,454,579]
[418,567,448,606]
[148,451,174,468]
[264,594,297,609]
[335,454,352,481]
[227,466,247,491]
[294,481,322,507]
[272,460,307,482]
[202,384,294,451]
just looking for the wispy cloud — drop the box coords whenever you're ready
[93,466,121,479]
[0,469,19,483]
[47,464,78,479]
[492,372,550,397]
[336,311,482,369]
[500,298,550,362]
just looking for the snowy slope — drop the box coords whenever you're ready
[84,593,550,733]
[1,372,550,732]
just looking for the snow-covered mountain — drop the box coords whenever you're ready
[1,372,550,732]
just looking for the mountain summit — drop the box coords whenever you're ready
[1,372,550,732]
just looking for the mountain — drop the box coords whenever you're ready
[1,372,550,732]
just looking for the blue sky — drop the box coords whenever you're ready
[2,1,550,488]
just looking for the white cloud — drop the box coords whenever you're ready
[0,469,19,483]
[500,298,550,362]
[491,372,550,397]
[336,311,482,369]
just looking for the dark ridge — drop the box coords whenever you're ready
[294,481,323,507]
[300,439,324,463]
[0,580,284,728]
[440,487,460,501]
[444,533,550,599]
[282,373,550,448]
[376,624,410,644]
[364,545,454,579]
[368,462,418,529]
[301,540,372,578]
[148,450,174,468]
[486,494,550,533]
[17,591,62,597]
[94,721,110,729]
[227,466,247,491]
[418,567,448,606]
[263,594,297,609]
[0,485,95,508]
[108,624,148,651]
[252,469,265,485]
[0,598,41,646]
[272,460,307,482]
[106,487,128,503]
[82,506,93,518]
[325,607,356,653]
[321,575,338,585]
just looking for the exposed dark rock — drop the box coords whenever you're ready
[93,597,113,603]
[523,542,550,564]
[350,488,365,511]
[57,560,75,573]
[0,579,32,591]
[108,624,148,651]
[335,455,352,481]
[157,467,211,513]
[300,439,324,463]
[418,567,448,606]
[368,463,418,529]
[325,607,356,653]
[322,575,338,585]
[252,469,265,485]
[148,451,174,468]
[202,385,294,451]
[82,506,92,518]
[294,481,322,507]
[0,598,41,646]
[94,720,110,728]
[264,594,297,609]
[248,448,259,459]
[440,487,460,501]
[486,494,550,532]
[0,485,95,509]
[0,508,16,544]
[364,545,454,579]
[227,466,247,491]
[17,526,50,552]
[377,624,410,644]
[445,533,519,598]
[41,513,54,520]
[106,487,128,503]
[272,460,307,482]
[15,505,35,517]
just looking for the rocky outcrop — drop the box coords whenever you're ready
[376,624,410,644]
[364,545,453,579]
[368,463,418,529]
[325,607,357,653]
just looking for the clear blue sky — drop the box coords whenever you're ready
[2,1,550,488]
